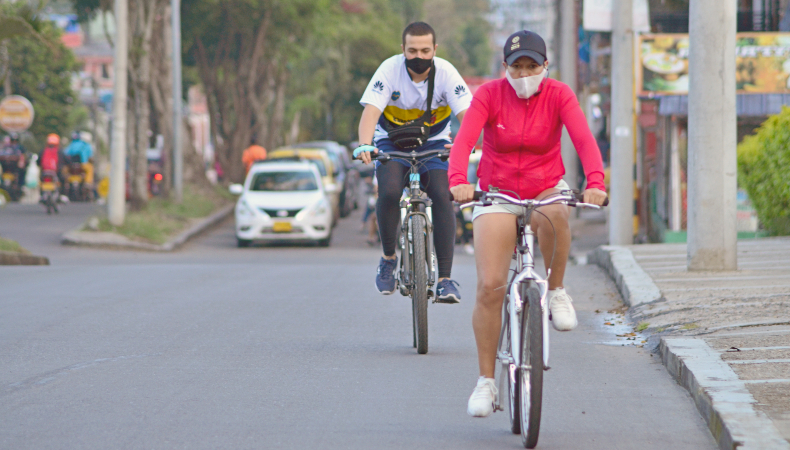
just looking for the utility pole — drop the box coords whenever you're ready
[108,0,128,226]
[559,0,580,190]
[608,0,635,245]
[172,0,183,203]
[687,0,737,270]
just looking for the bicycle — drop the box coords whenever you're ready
[459,187,606,448]
[367,148,450,355]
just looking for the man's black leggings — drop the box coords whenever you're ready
[375,162,455,279]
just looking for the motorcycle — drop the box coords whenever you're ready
[64,160,94,202]
[0,154,25,201]
[40,170,60,214]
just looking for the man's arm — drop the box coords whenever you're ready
[356,104,383,164]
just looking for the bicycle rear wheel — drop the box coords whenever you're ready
[410,214,429,355]
[519,282,543,448]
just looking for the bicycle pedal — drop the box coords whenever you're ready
[544,366,551,371]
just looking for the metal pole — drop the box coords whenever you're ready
[608,0,635,245]
[172,0,183,203]
[687,0,737,270]
[559,0,580,191]
[108,0,128,226]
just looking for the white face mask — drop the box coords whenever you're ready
[506,68,546,99]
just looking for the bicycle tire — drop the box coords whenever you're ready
[412,297,417,348]
[519,282,543,448]
[411,214,429,355]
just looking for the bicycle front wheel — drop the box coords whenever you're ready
[410,214,429,355]
[519,282,544,448]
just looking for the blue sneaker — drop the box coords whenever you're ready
[376,257,398,295]
[436,279,461,304]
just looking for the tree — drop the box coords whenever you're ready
[0,2,83,152]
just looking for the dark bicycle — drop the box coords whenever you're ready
[370,148,450,355]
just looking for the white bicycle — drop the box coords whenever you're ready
[460,187,606,448]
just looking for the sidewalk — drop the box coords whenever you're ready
[590,236,790,450]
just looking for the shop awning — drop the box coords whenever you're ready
[656,94,790,117]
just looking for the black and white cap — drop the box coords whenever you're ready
[503,30,547,66]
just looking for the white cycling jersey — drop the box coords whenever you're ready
[360,55,472,143]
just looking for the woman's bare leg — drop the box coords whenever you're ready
[472,213,517,378]
[531,188,571,290]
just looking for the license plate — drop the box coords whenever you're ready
[272,221,292,233]
[41,182,56,191]
[68,176,82,183]
[2,174,14,181]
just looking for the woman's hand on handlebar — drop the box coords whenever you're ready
[583,188,608,206]
[352,144,378,165]
[450,183,477,203]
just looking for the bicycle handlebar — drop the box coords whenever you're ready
[454,190,608,210]
[353,148,450,163]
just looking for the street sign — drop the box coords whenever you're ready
[0,96,35,133]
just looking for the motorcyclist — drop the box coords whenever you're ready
[39,134,65,186]
[64,131,95,187]
[0,133,27,198]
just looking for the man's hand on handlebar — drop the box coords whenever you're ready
[353,144,378,165]
[582,188,608,206]
[450,184,476,203]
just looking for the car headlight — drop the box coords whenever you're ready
[295,198,329,220]
[237,199,256,216]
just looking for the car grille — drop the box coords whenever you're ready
[260,208,302,218]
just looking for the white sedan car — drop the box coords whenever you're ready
[230,161,333,247]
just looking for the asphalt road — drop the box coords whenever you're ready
[1,203,717,449]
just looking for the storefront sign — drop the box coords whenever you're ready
[639,33,790,95]
[0,96,35,133]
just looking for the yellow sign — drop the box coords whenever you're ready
[97,178,109,198]
[0,96,35,132]
[639,33,790,95]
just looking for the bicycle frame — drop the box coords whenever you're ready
[495,212,550,412]
[398,170,437,296]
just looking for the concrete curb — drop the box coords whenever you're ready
[61,203,234,252]
[587,245,662,307]
[661,338,790,450]
[0,251,49,266]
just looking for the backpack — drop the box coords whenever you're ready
[40,147,59,172]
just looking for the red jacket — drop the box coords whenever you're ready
[448,77,605,199]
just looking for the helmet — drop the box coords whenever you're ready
[71,131,81,141]
[47,133,60,146]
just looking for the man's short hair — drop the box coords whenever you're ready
[402,22,435,46]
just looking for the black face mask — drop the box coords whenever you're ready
[405,57,432,75]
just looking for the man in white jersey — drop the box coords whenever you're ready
[354,22,471,303]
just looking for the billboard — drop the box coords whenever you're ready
[638,33,790,95]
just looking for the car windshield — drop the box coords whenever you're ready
[250,171,318,191]
[270,154,327,176]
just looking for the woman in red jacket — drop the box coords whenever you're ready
[448,30,608,417]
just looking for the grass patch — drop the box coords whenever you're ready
[681,323,699,330]
[0,237,30,254]
[91,184,231,244]
[655,327,666,333]
[636,322,649,332]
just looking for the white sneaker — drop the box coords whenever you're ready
[467,377,497,417]
[549,288,578,331]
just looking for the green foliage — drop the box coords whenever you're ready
[737,107,790,235]
[1,2,82,153]
[0,236,29,254]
